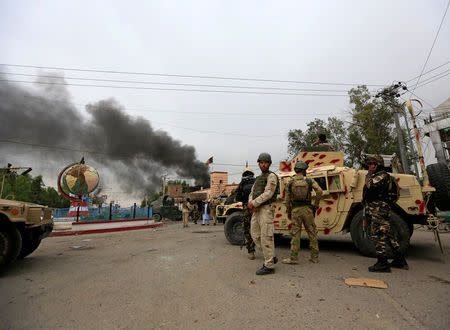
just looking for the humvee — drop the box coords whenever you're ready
[0,198,54,270]
[222,151,437,257]
[151,195,182,221]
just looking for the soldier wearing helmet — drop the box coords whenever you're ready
[282,161,323,265]
[364,154,408,272]
[248,152,280,275]
[235,167,256,259]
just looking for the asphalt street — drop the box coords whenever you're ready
[1,222,449,329]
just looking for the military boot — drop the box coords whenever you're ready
[309,257,318,264]
[368,257,391,272]
[281,257,298,264]
[256,265,275,275]
[248,252,255,260]
[390,253,409,270]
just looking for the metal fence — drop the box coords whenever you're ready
[54,205,153,222]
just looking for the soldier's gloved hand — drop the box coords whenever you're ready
[287,212,292,220]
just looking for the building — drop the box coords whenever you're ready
[422,98,450,165]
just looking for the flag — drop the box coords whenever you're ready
[205,156,213,166]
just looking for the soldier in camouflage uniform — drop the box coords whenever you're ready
[235,167,256,260]
[282,161,323,264]
[364,154,408,272]
[248,153,280,275]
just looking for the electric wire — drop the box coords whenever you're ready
[410,0,450,92]
[0,71,352,93]
[405,60,450,83]
[0,63,387,87]
[0,79,349,97]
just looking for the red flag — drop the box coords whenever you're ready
[205,156,213,166]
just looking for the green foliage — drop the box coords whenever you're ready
[287,117,348,158]
[347,85,399,167]
[0,170,70,207]
[141,191,162,207]
[287,85,400,168]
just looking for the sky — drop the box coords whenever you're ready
[1,0,449,205]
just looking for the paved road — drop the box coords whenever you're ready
[1,223,449,329]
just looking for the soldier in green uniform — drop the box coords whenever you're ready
[364,154,408,272]
[235,167,256,260]
[282,161,323,264]
[248,153,280,275]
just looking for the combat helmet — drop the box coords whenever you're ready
[294,161,308,172]
[366,154,384,167]
[242,167,254,176]
[257,152,272,164]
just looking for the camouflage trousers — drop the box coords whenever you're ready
[250,204,276,268]
[242,206,255,253]
[366,201,400,257]
[289,206,319,260]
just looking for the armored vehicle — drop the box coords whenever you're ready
[223,151,437,257]
[0,198,54,270]
[151,195,182,221]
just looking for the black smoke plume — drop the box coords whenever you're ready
[0,74,209,196]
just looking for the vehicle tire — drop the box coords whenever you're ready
[224,212,244,245]
[153,213,162,221]
[0,222,22,269]
[426,163,450,211]
[17,232,41,259]
[350,210,410,258]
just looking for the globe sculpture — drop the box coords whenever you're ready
[57,161,100,201]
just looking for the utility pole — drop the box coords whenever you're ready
[376,83,409,174]
[162,174,167,196]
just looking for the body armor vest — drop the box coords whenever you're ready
[252,172,279,205]
[236,176,256,203]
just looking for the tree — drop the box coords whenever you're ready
[0,169,70,207]
[286,85,401,169]
[347,85,399,167]
[287,117,348,158]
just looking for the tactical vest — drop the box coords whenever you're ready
[252,172,279,206]
[236,176,256,203]
[363,171,392,203]
[290,176,312,202]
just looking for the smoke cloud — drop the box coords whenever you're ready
[0,74,209,197]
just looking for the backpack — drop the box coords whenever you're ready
[386,175,400,204]
[290,177,312,201]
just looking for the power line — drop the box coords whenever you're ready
[414,71,450,90]
[0,79,349,97]
[0,92,349,118]
[405,60,449,83]
[0,63,387,87]
[410,0,450,92]
[0,71,353,93]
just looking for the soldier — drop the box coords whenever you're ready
[364,154,408,272]
[182,198,192,228]
[282,161,323,264]
[312,133,334,151]
[235,167,256,260]
[248,153,280,275]
[210,197,219,226]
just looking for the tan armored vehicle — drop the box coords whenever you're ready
[0,169,54,271]
[0,198,53,269]
[222,151,436,257]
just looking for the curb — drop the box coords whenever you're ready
[50,223,164,237]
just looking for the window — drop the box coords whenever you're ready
[313,177,327,190]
